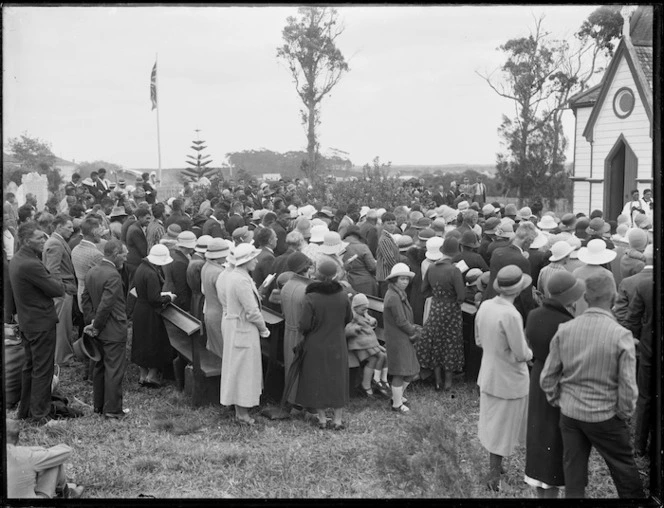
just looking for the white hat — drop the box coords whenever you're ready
[537,215,558,231]
[194,235,213,253]
[228,243,260,266]
[577,239,617,265]
[205,238,231,259]
[319,231,348,255]
[530,231,549,250]
[425,236,444,261]
[309,224,329,243]
[386,262,415,280]
[359,206,370,219]
[176,231,197,249]
[493,265,532,295]
[147,244,173,266]
[549,241,574,262]
[457,201,470,212]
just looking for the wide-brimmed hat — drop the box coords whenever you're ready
[577,239,617,265]
[441,237,460,257]
[205,238,231,259]
[425,236,444,261]
[460,230,480,248]
[616,213,630,226]
[547,271,586,306]
[549,241,575,262]
[457,201,470,212]
[483,217,501,235]
[72,334,102,362]
[232,226,250,240]
[396,234,414,252]
[516,207,534,222]
[587,217,610,235]
[386,262,415,280]
[309,224,328,243]
[611,224,630,244]
[537,215,558,231]
[287,251,312,274]
[431,218,447,233]
[252,209,267,222]
[359,206,370,219]
[147,244,173,266]
[418,228,435,242]
[342,225,363,241]
[228,243,260,266]
[439,205,458,224]
[177,231,197,249]
[558,213,577,232]
[298,204,317,220]
[194,235,212,253]
[109,206,128,219]
[530,231,549,250]
[425,209,438,220]
[498,223,515,239]
[493,265,532,295]
[319,232,348,255]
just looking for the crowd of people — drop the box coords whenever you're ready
[3,169,655,499]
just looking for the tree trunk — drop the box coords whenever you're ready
[307,103,317,181]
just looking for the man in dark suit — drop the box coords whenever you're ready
[226,201,246,236]
[42,213,77,366]
[432,185,446,207]
[9,222,65,425]
[252,226,277,288]
[263,211,287,256]
[164,198,193,231]
[202,208,225,238]
[482,221,538,321]
[125,207,151,287]
[82,239,129,419]
[165,231,196,312]
[621,245,653,458]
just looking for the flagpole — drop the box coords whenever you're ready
[155,53,162,187]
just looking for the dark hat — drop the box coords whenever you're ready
[504,203,518,217]
[414,217,432,229]
[441,237,460,257]
[547,271,586,306]
[72,334,101,362]
[418,228,435,242]
[316,259,338,280]
[587,217,610,235]
[493,265,532,295]
[460,230,480,248]
[559,213,577,231]
[166,224,182,239]
[287,251,312,274]
[483,217,501,235]
[342,225,363,240]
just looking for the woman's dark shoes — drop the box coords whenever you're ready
[371,381,391,398]
[143,377,162,388]
[434,384,442,391]
[358,386,376,399]
[486,476,500,492]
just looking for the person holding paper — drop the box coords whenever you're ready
[416,237,466,391]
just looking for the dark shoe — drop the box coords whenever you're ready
[330,422,345,431]
[391,404,410,414]
[358,387,375,399]
[372,381,391,398]
[143,378,162,388]
[486,476,500,492]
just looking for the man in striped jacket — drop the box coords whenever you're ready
[375,212,400,297]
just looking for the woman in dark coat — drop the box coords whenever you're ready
[383,263,422,413]
[342,226,378,297]
[131,244,176,387]
[295,259,353,430]
[417,237,466,391]
[407,232,430,325]
[524,271,585,498]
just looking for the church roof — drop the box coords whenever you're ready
[568,84,602,109]
[629,5,653,46]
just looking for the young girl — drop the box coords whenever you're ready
[345,294,390,398]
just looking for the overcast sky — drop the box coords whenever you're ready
[3,5,602,170]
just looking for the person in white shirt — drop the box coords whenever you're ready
[620,190,646,226]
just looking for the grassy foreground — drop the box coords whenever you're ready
[9,351,650,499]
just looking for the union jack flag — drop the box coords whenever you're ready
[150,61,157,110]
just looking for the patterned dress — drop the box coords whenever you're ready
[416,259,465,372]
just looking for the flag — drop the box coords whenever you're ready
[150,61,157,110]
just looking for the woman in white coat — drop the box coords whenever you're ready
[474,264,533,491]
[219,243,270,425]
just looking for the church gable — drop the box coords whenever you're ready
[582,39,653,142]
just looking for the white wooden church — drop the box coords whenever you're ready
[568,5,653,219]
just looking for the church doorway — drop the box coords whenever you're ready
[604,135,637,221]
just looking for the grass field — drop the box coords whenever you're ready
[9,352,651,499]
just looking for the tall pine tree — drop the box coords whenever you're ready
[182,129,217,182]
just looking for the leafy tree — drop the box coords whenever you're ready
[7,133,56,173]
[277,7,349,181]
[577,5,623,57]
[479,14,614,208]
[182,129,218,183]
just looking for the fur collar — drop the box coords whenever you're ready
[305,280,344,295]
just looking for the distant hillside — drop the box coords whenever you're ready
[378,164,497,177]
